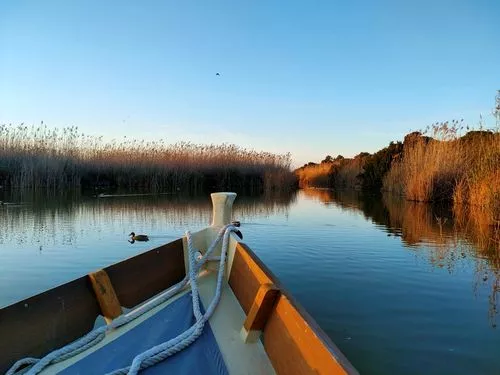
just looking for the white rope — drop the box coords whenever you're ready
[7,225,237,375]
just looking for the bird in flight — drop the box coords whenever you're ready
[216,72,220,76]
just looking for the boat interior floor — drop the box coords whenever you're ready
[44,271,276,375]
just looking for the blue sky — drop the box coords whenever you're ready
[1,0,499,167]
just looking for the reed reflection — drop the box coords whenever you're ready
[302,188,500,326]
[0,190,296,248]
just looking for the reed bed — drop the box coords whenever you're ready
[0,123,295,192]
[383,122,500,225]
[384,123,466,202]
[332,155,366,189]
[295,162,334,188]
[383,92,500,217]
[295,154,368,190]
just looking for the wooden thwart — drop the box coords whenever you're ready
[241,283,280,342]
[243,283,280,331]
[88,270,122,323]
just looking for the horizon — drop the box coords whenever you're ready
[1,1,499,168]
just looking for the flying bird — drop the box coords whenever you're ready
[216,73,220,76]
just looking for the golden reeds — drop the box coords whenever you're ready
[295,162,334,188]
[382,121,500,225]
[0,123,295,192]
[383,92,500,212]
[382,91,499,217]
[295,154,367,189]
[387,122,466,202]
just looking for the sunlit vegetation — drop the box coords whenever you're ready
[297,92,500,226]
[295,154,368,189]
[302,116,500,321]
[384,124,499,200]
[0,123,295,193]
[360,142,402,191]
[296,145,401,191]
[295,142,405,192]
[384,91,500,227]
[295,161,336,188]
[383,122,499,228]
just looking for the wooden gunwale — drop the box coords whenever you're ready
[229,242,358,375]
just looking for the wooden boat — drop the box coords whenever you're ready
[0,192,358,375]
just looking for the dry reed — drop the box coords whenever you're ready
[295,155,367,189]
[295,163,334,188]
[383,106,499,226]
[0,123,295,192]
[386,122,465,202]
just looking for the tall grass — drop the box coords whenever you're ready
[384,92,500,205]
[384,123,465,202]
[383,110,500,228]
[295,162,335,188]
[295,154,368,189]
[0,123,295,192]
[333,154,366,189]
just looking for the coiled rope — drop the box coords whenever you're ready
[7,224,238,375]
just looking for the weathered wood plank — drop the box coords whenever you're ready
[104,239,185,308]
[0,277,100,374]
[88,270,122,323]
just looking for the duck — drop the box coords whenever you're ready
[129,232,149,242]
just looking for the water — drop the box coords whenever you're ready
[1,189,499,375]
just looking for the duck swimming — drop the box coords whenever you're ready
[129,232,149,243]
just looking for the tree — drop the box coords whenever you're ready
[321,155,334,163]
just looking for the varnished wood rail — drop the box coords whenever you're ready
[229,242,359,375]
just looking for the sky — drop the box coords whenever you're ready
[0,0,499,167]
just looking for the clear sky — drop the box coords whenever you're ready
[1,0,499,167]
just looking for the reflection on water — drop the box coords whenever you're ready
[1,188,499,375]
[0,191,294,248]
[303,188,500,327]
[0,190,295,308]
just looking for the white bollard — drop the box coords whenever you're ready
[211,192,237,227]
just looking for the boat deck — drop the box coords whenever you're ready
[45,271,275,375]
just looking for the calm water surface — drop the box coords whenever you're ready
[1,189,499,375]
